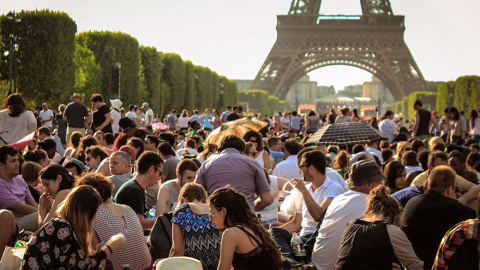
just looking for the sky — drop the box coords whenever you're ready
[2,0,480,91]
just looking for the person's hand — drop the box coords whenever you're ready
[105,234,126,252]
[40,193,53,211]
[269,222,282,229]
[292,177,307,193]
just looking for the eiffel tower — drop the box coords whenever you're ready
[250,0,426,101]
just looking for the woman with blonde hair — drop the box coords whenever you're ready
[334,185,423,269]
[76,172,152,270]
[170,183,222,270]
[22,185,126,269]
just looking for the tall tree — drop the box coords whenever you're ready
[0,10,76,107]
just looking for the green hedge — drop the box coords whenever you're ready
[454,76,480,113]
[1,10,76,107]
[268,96,280,116]
[238,90,269,116]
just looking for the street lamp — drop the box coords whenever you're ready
[104,46,116,99]
[114,62,121,99]
[7,11,21,93]
[219,82,224,110]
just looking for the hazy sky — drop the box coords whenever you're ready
[2,0,479,91]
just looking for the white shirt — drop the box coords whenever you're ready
[312,191,368,270]
[126,111,136,119]
[326,167,348,192]
[379,118,397,142]
[297,178,344,236]
[273,155,302,180]
[111,110,121,134]
[39,109,54,127]
[255,175,280,222]
[366,147,384,163]
[144,109,154,127]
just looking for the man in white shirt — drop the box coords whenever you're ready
[379,110,397,142]
[270,151,343,264]
[312,160,386,270]
[273,139,303,179]
[142,102,154,129]
[39,103,54,131]
[365,139,383,163]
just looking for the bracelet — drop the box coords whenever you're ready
[105,244,113,253]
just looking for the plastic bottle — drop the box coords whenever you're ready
[290,230,306,262]
[122,264,130,270]
[148,206,156,219]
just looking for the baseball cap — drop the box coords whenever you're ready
[347,160,386,189]
[142,102,149,108]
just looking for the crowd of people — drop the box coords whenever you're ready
[1,92,480,269]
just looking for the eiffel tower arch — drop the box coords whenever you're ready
[251,0,426,101]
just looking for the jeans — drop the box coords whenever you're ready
[270,227,311,261]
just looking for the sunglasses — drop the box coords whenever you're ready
[299,164,310,169]
[404,147,412,151]
[85,157,92,161]
[153,167,163,176]
[249,140,258,143]
[249,151,258,156]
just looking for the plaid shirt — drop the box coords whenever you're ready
[433,219,480,269]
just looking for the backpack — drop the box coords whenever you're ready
[147,212,173,261]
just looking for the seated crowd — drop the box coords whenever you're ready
[2,93,480,269]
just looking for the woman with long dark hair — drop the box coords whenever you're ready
[0,93,37,145]
[243,130,269,170]
[208,186,281,270]
[470,108,480,143]
[38,164,76,226]
[448,106,466,144]
[383,161,407,192]
[22,185,126,269]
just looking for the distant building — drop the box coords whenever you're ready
[363,76,394,112]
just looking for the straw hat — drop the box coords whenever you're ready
[70,93,82,101]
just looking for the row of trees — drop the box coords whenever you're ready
[391,74,480,120]
[0,10,238,115]
[436,76,480,115]
[390,91,436,120]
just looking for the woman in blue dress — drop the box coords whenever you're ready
[170,183,223,270]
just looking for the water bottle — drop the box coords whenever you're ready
[148,206,156,219]
[290,230,306,263]
[122,265,130,270]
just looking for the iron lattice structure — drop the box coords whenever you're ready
[251,0,426,101]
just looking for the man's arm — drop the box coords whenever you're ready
[294,178,332,222]
[276,212,302,232]
[96,112,112,131]
[413,111,420,135]
[254,190,273,211]
[8,201,37,215]
[458,181,480,207]
[136,213,156,230]
[155,184,170,216]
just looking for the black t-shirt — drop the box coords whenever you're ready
[64,102,89,128]
[114,179,147,218]
[227,112,240,122]
[92,104,113,133]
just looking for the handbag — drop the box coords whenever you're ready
[0,246,26,270]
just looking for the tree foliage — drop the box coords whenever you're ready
[0,10,76,107]
[162,53,185,113]
[76,31,142,106]
[454,76,480,113]
[73,43,101,102]
[139,46,162,114]
[238,90,269,116]
[183,60,196,111]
